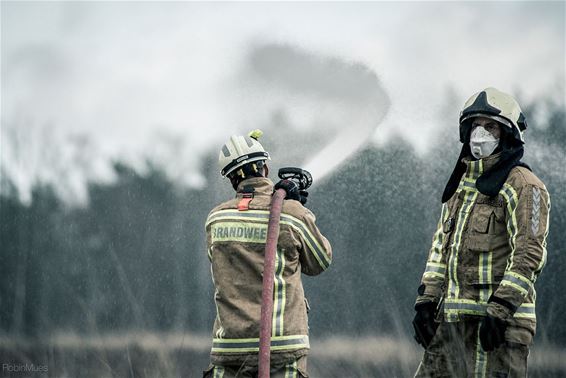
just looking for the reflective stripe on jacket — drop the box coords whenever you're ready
[205,177,332,365]
[416,153,550,344]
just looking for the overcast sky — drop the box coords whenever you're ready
[1,1,564,203]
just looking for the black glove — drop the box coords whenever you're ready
[299,190,308,205]
[412,302,439,349]
[274,180,301,202]
[479,314,507,351]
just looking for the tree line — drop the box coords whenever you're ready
[1,99,564,348]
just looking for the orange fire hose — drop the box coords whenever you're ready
[258,188,286,378]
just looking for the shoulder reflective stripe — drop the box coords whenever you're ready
[206,210,270,227]
[443,299,535,319]
[474,327,488,378]
[272,249,286,336]
[501,184,519,270]
[212,335,309,353]
[280,214,331,270]
[448,189,478,299]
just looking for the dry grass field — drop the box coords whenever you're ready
[1,333,565,377]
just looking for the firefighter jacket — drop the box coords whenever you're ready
[416,153,550,345]
[205,177,332,366]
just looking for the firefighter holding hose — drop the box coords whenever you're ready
[203,130,332,378]
[413,88,551,377]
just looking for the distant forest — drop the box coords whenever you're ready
[1,98,564,349]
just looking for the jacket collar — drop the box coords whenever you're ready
[236,177,274,197]
[462,152,501,181]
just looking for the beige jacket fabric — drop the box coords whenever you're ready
[416,153,551,345]
[205,177,332,366]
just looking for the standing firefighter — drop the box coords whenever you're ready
[203,130,332,378]
[413,88,551,377]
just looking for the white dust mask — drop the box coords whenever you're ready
[469,126,499,159]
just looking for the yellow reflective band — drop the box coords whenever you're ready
[213,366,225,378]
[285,360,298,378]
[427,262,446,269]
[424,262,446,279]
[280,214,331,269]
[210,263,226,339]
[206,209,271,228]
[474,327,488,378]
[213,334,305,343]
[423,272,445,279]
[212,335,309,353]
[500,280,529,296]
[210,221,268,243]
[443,299,536,320]
[448,187,478,300]
[429,203,448,263]
[478,252,492,303]
[459,178,478,192]
[505,271,532,287]
[272,249,286,337]
[466,159,484,179]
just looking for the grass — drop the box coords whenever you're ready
[1,332,565,377]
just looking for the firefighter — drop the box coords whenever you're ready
[203,130,332,378]
[413,88,551,377]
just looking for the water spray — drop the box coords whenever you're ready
[248,43,389,376]
[244,43,390,187]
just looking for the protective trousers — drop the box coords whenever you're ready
[203,356,307,378]
[415,319,528,378]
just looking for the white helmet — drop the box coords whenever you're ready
[218,129,270,177]
[459,87,527,143]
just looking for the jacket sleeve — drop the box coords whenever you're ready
[488,182,551,319]
[415,203,450,306]
[296,208,332,276]
[205,213,213,262]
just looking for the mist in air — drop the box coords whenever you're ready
[241,43,389,184]
[1,1,565,377]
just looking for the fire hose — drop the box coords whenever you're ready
[258,168,312,378]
